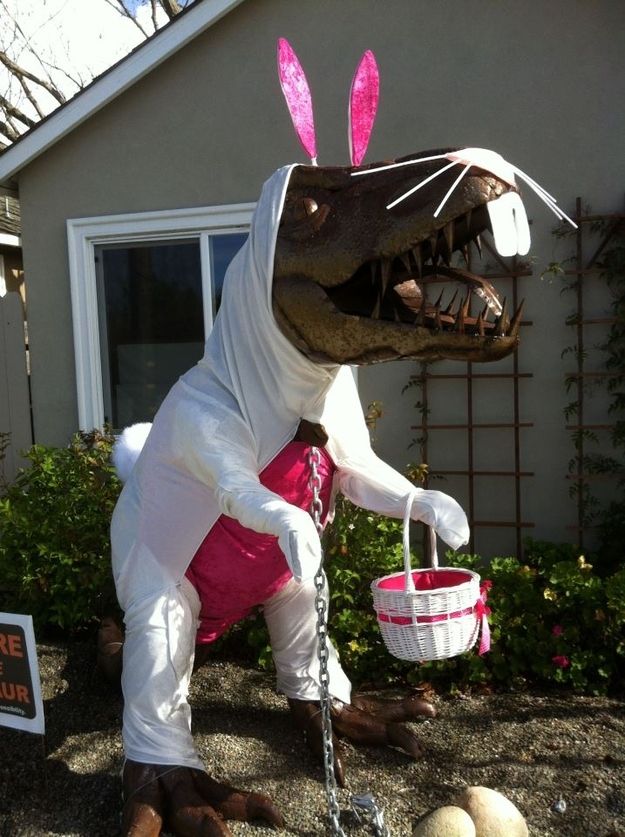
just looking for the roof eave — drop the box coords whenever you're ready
[0,0,246,189]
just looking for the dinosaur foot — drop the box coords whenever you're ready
[121,759,284,837]
[288,692,435,786]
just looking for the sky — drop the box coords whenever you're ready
[0,0,170,128]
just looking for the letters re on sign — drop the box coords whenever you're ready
[0,613,45,734]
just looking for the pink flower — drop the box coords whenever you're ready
[552,625,564,637]
[552,655,570,668]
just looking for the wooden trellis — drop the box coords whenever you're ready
[563,198,625,549]
[410,240,534,558]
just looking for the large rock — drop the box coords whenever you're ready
[413,805,477,837]
[453,786,528,837]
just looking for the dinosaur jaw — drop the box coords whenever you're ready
[273,194,524,365]
[273,275,521,365]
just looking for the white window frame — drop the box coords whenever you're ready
[67,203,254,430]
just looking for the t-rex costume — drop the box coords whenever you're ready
[103,43,574,837]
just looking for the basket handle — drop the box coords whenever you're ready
[402,491,439,594]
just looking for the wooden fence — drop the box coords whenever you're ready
[0,292,32,487]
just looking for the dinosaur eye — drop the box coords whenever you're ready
[303,198,318,216]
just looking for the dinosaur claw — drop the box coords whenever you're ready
[351,692,437,722]
[386,722,426,759]
[121,761,283,836]
[288,698,346,786]
[334,748,346,789]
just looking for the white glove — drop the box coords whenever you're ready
[409,489,470,550]
[217,487,322,583]
[275,505,322,583]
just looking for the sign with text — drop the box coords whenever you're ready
[0,613,45,734]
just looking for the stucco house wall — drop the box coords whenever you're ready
[3,0,625,556]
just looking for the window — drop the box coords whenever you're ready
[67,205,252,430]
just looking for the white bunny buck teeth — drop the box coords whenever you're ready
[352,147,577,260]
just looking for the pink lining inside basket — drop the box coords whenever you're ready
[377,569,472,591]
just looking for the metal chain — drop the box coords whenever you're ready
[308,447,390,837]
[309,446,346,837]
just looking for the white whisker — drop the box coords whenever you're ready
[351,153,450,177]
[511,165,557,203]
[541,196,578,229]
[514,171,578,228]
[386,161,458,210]
[433,163,471,218]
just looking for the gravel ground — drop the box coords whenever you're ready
[1,640,624,837]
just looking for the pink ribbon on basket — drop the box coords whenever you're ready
[377,579,493,655]
[476,581,492,656]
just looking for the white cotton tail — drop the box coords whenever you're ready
[112,422,152,483]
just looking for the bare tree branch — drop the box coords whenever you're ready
[16,76,46,119]
[0,0,188,144]
[104,0,151,39]
[0,0,67,94]
[160,0,183,20]
[38,55,88,91]
[0,90,37,128]
[0,117,20,143]
[0,50,66,105]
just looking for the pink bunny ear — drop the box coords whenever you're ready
[348,50,379,167]
[277,38,318,165]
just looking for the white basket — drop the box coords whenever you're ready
[371,493,481,662]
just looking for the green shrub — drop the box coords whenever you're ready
[425,544,624,694]
[245,508,625,695]
[2,427,624,695]
[0,430,121,631]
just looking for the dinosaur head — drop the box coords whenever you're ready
[273,148,528,365]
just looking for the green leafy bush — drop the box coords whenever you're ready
[245,508,625,695]
[0,430,121,631]
[2,428,624,695]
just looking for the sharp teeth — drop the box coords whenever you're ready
[370,262,378,284]
[510,300,525,336]
[487,192,532,258]
[444,290,458,316]
[412,246,423,275]
[494,297,509,336]
[400,253,412,273]
[429,234,438,264]
[455,305,466,333]
[443,221,454,253]
[380,259,392,298]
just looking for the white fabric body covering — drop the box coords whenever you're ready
[111,164,470,768]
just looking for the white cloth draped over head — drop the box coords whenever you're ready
[111,164,470,614]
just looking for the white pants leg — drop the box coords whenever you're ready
[121,577,203,769]
[263,575,352,704]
